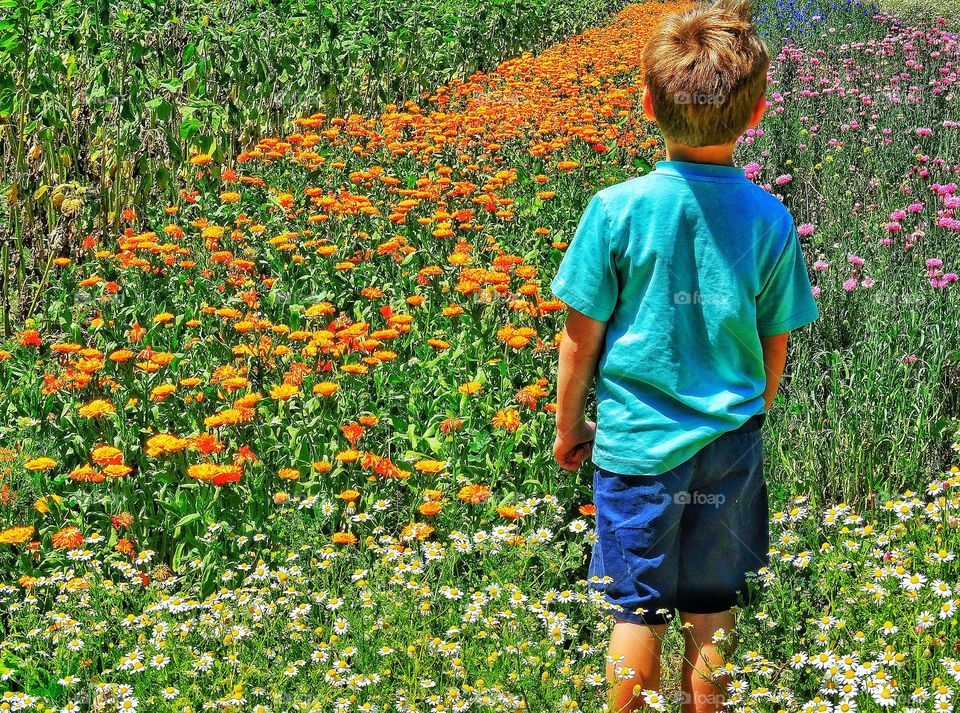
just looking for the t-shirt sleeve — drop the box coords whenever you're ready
[756,224,820,336]
[549,194,619,322]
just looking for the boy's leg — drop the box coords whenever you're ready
[606,619,667,713]
[677,610,735,713]
[675,416,767,712]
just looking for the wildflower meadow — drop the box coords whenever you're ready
[1,0,960,710]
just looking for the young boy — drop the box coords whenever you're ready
[550,2,819,712]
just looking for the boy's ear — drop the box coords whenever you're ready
[748,94,767,128]
[641,87,657,123]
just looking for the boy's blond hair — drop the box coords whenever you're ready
[642,0,770,147]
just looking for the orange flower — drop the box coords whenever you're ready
[579,503,597,516]
[418,501,443,517]
[414,460,447,474]
[91,446,124,466]
[457,484,492,505]
[340,422,365,446]
[338,489,360,502]
[190,153,213,166]
[335,449,362,463]
[492,408,521,431]
[111,512,134,530]
[78,399,116,418]
[332,532,358,545]
[270,383,299,400]
[51,526,84,550]
[18,329,42,347]
[497,505,520,519]
[145,433,190,457]
[313,460,332,473]
[313,381,340,397]
[150,384,177,402]
[458,381,483,395]
[103,464,133,478]
[277,468,301,481]
[24,457,57,471]
[440,417,463,434]
[0,526,35,545]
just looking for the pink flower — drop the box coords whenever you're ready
[848,254,865,267]
[811,286,821,298]
[743,162,762,180]
[774,174,793,186]
[797,223,816,237]
[842,278,858,292]
[925,258,943,269]
[813,259,829,272]
[861,277,875,288]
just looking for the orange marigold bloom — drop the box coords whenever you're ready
[190,153,213,166]
[358,414,379,427]
[34,494,63,514]
[220,191,241,203]
[150,384,177,402]
[187,463,219,481]
[103,464,133,478]
[418,501,443,516]
[458,381,483,395]
[145,433,190,457]
[338,489,360,502]
[331,532,358,545]
[153,312,175,325]
[270,383,299,400]
[91,446,124,466]
[457,484,492,505]
[115,538,136,557]
[335,449,362,463]
[579,503,597,516]
[18,329,42,347]
[497,505,520,519]
[492,408,521,431]
[192,433,224,455]
[340,422,365,446]
[111,512,134,530]
[0,526,35,545]
[414,460,447,474]
[109,349,135,363]
[313,460,332,472]
[78,399,115,419]
[277,468,300,481]
[68,464,104,482]
[440,417,463,434]
[52,526,84,550]
[24,457,57,471]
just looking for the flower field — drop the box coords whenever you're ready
[1,0,960,710]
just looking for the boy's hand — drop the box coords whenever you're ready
[554,419,597,471]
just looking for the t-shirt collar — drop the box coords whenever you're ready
[653,159,746,180]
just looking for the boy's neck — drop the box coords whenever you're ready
[663,141,737,166]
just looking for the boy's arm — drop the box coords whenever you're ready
[760,332,789,411]
[554,308,607,471]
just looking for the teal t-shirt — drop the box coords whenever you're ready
[550,159,820,476]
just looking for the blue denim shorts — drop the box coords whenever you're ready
[587,413,768,625]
